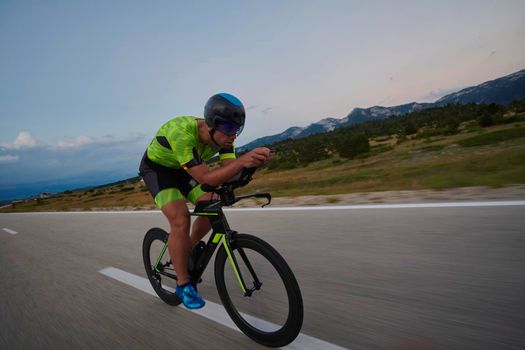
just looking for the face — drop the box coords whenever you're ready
[211,128,237,148]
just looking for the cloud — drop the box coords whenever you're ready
[0,133,150,198]
[55,135,93,149]
[3,131,37,149]
[0,155,19,162]
[262,107,273,114]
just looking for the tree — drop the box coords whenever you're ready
[403,121,418,135]
[478,114,495,127]
[335,133,370,159]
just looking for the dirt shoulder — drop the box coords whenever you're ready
[26,185,524,212]
[230,185,525,208]
[3,185,524,213]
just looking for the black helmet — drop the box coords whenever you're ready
[204,93,245,136]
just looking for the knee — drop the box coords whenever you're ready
[167,214,190,234]
[162,204,190,234]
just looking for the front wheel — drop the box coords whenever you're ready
[214,234,303,347]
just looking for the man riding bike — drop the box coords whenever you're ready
[139,93,271,309]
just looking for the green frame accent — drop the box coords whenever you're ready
[154,240,169,272]
[221,235,247,294]
[212,233,224,244]
[191,212,219,216]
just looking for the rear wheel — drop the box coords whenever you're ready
[142,228,181,306]
[214,234,303,347]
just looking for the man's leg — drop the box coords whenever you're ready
[190,217,212,246]
[161,200,192,285]
[190,192,213,246]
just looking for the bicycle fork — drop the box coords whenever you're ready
[221,233,262,297]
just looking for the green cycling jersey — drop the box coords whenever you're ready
[146,116,236,169]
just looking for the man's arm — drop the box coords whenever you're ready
[221,158,236,167]
[186,148,270,187]
[186,159,244,187]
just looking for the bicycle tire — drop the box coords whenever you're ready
[142,227,181,306]
[214,234,303,347]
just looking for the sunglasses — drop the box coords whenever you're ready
[216,121,243,136]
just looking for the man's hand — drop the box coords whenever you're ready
[186,147,273,187]
[239,147,272,168]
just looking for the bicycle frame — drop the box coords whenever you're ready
[152,198,263,297]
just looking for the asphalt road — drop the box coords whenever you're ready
[1,204,525,349]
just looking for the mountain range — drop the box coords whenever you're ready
[241,68,525,150]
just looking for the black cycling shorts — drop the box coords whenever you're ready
[138,152,205,207]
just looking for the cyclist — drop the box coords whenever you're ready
[139,93,271,309]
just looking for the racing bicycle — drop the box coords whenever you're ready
[142,167,303,347]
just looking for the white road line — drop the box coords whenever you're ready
[4,200,525,215]
[99,267,347,350]
[2,228,18,235]
[225,200,525,211]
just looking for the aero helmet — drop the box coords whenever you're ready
[204,93,245,136]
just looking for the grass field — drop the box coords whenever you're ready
[2,121,525,212]
[238,123,525,196]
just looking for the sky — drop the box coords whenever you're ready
[1,0,525,200]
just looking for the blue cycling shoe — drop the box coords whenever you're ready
[176,283,205,309]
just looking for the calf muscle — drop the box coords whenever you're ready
[161,200,192,285]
